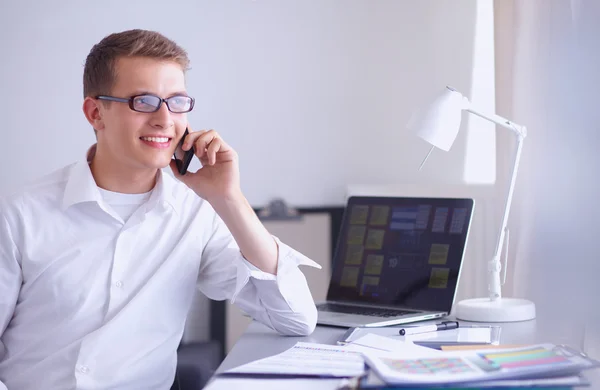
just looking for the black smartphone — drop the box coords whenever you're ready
[173,128,195,175]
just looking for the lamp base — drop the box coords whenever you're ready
[454,297,536,322]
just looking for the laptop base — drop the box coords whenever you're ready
[316,301,447,328]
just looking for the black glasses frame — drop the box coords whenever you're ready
[96,94,195,113]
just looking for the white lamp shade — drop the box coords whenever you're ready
[407,87,468,151]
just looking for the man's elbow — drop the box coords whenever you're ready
[275,303,318,336]
[291,308,318,336]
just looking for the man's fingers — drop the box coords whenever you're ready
[192,131,223,162]
[206,138,222,165]
[181,128,234,166]
[198,154,209,166]
[183,128,213,151]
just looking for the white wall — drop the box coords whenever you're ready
[495,0,600,356]
[1,0,495,346]
[346,0,498,304]
[0,0,480,207]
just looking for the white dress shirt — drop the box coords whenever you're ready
[0,148,320,390]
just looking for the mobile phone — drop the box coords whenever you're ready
[173,128,195,175]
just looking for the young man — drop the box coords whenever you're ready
[0,29,320,390]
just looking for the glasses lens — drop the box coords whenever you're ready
[167,96,193,113]
[132,95,161,112]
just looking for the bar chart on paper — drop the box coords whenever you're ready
[474,346,571,371]
[362,343,599,386]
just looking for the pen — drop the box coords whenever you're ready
[399,320,459,336]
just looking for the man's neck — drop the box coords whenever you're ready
[89,147,157,194]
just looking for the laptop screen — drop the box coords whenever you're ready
[326,196,474,313]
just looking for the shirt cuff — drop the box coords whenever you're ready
[230,235,321,303]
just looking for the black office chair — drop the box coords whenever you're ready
[171,340,222,390]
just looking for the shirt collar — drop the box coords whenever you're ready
[62,144,182,215]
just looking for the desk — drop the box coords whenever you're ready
[211,314,600,389]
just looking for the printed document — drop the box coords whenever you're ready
[224,342,365,377]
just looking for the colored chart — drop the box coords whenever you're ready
[450,208,468,234]
[390,207,418,230]
[432,207,449,233]
[416,205,431,230]
[476,347,571,371]
[381,357,475,375]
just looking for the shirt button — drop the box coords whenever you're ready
[78,365,89,374]
[115,281,124,288]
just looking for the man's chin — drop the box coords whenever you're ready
[154,161,173,170]
[140,157,173,171]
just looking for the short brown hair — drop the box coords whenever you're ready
[83,29,190,98]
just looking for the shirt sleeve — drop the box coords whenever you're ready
[196,211,321,336]
[0,206,22,388]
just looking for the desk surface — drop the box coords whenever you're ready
[212,314,600,389]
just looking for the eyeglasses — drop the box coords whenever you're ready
[96,94,195,113]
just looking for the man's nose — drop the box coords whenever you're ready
[149,102,174,129]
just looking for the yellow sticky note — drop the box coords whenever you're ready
[365,254,384,275]
[369,206,390,226]
[347,225,367,245]
[350,205,369,225]
[429,267,450,289]
[345,245,364,265]
[341,267,360,287]
[365,229,385,250]
[428,244,450,265]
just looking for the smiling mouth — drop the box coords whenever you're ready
[139,136,173,150]
[139,136,172,143]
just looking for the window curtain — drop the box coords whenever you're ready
[495,0,600,355]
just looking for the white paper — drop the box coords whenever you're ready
[471,375,588,388]
[406,327,492,343]
[344,333,443,357]
[204,377,345,390]
[225,342,365,377]
[341,325,496,344]
[360,370,587,389]
[361,343,599,385]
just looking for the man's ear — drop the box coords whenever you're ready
[82,97,105,131]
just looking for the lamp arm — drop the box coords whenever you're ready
[465,106,527,137]
[488,130,525,301]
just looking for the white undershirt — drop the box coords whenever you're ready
[97,187,152,222]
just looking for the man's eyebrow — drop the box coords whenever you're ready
[168,91,190,97]
[129,90,190,97]
[127,90,156,97]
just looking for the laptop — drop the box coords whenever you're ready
[316,195,475,328]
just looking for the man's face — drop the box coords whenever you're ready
[96,56,188,172]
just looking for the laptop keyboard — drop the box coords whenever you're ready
[317,303,413,318]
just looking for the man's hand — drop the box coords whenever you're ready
[169,127,241,202]
[170,126,278,274]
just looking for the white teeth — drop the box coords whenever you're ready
[141,136,169,143]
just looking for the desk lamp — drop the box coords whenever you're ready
[407,86,536,322]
